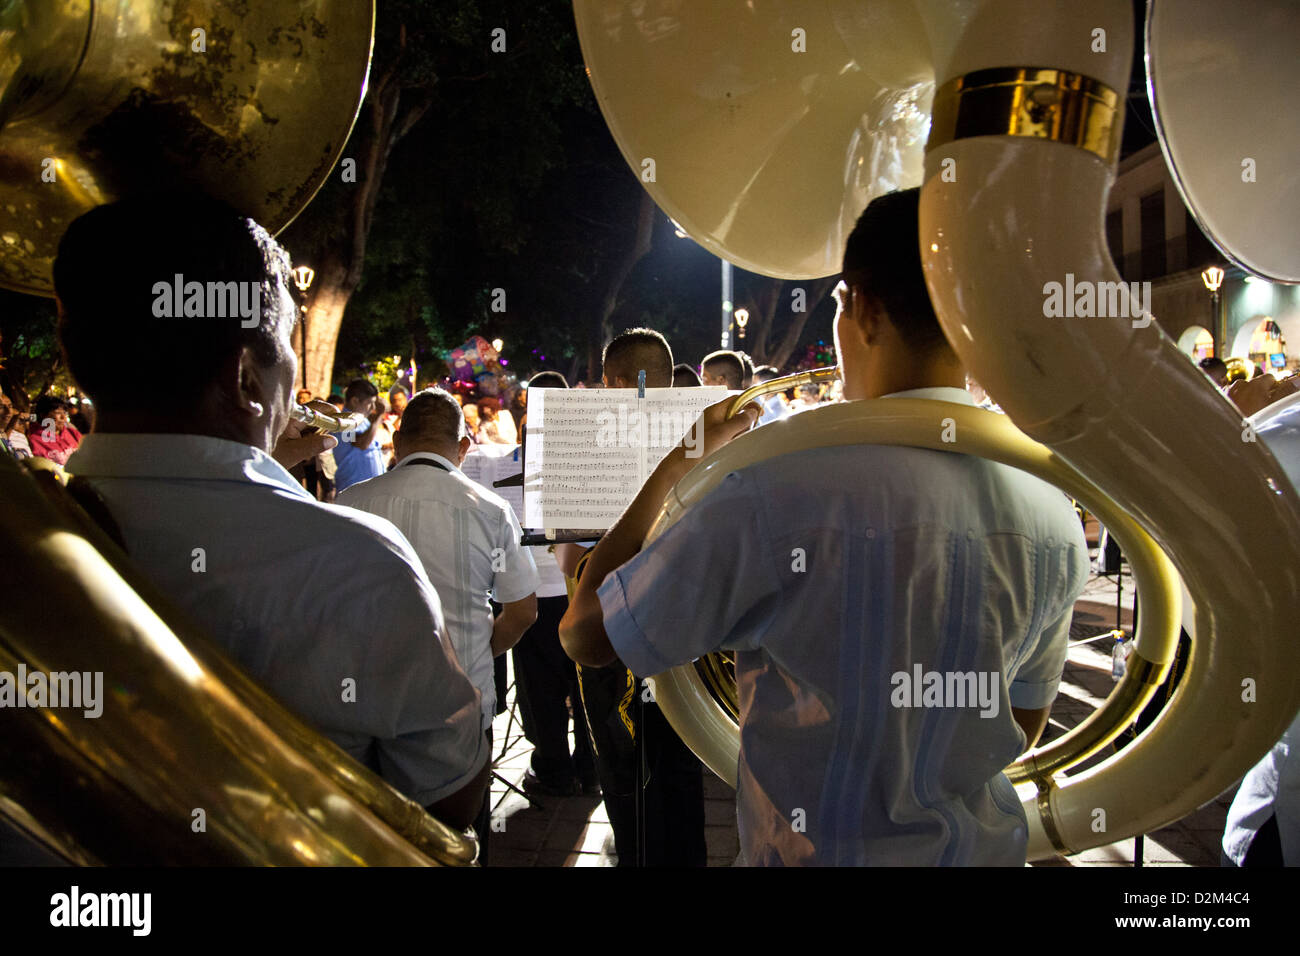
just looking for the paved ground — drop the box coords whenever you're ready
[485,549,1232,867]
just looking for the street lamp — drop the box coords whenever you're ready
[734,307,749,340]
[291,265,315,389]
[1201,265,1224,356]
[669,215,734,349]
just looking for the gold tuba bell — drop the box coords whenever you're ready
[574,0,1300,859]
[0,0,475,865]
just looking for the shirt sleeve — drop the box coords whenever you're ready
[489,504,539,604]
[597,470,782,678]
[1009,536,1090,710]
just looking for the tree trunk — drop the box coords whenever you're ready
[286,24,433,399]
[301,257,353,398]
[766,277,837,369]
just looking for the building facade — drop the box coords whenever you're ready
[1106,142,1300,374]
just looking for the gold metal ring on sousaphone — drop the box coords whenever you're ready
[0,0,375,296]
[576,0,1300,858]
[0,1,476,865]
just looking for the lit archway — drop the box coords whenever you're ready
[1230,315,1287,373]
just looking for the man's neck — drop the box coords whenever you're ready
[399,443,460,466]
[855,352,966,401]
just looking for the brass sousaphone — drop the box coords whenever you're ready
[575,0,1300,859]
[0,1,475,865]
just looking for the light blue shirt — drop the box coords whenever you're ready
[598,387,1089,865]
[332,418,387,492]
[66,433,488,807]
[1223,399,1300,865]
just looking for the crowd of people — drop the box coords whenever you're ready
[3,185,1296,869]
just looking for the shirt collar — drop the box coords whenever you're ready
[879,386,976,406]
[395,450,461,473]
[65,433,313,499]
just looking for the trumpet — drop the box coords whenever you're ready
[289,403,369,434]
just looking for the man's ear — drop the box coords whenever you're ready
[458,435,472,464]
[234,345,268,418]
[852,290,885,347]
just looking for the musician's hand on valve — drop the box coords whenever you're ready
[695,397,762,459]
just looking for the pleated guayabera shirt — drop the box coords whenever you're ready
[599,387,1090,866]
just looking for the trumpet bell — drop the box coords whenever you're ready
[0,0,375,296]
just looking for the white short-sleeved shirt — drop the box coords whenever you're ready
[1223,401,1300,865]
[338,451,539,727]
[598,387,1090,865]
[66,434,487,807]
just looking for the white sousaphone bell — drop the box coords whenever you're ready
[574,0,1300,859]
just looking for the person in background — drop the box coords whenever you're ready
[1222,396,1300,867]
[477,396,517,445]
[28,395,83,466]
[735,350,755,388]
[1198,356,1229,389]
[700,350,745,390]
[752,365,789,425]
[462,401,483,443]
[330,379,387,492]
[673,363,702,387]
[384,385,409,436]
[337,387,539,858]
[556,326,708,867]
[1,390,32,459]
[69,397,95,435]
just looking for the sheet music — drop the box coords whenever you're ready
[524,387,728,530]
[461,443,524,523]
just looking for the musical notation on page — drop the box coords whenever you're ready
[523,386,726,530]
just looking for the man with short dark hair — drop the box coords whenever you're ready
[58,194,489,830]
[337,386,539,856]
[603,328,674,387]
[562,188,1089,865]
[700,350,745,390]
[557,328,709,866]
[332,378,387,492]
[338,387,539,731]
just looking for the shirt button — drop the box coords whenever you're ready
[865,528,875,539]
[966,530,975,540]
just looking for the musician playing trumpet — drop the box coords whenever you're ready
[54,193,491,831]
[560,189,1090,865]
